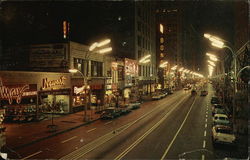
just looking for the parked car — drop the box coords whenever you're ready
[200,90,208,96]
[100,107,121,119]
[212,104,224,114]
[213,114,230,126]
[126,102,141,110]
[212,125,236,145]
[159,92,166,98]
[211,96,220,104]
[152,94,161,100]
[118,107,132,115]
[213,108,227,116]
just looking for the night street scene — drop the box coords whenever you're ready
[0,0,249,159]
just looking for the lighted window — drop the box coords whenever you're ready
[160,53,164,58]
[160,24,164,33]
[160,37,164,43]
[160,45,164,51]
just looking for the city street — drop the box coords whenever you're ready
[58,84,246,160]
[9,84,241,160]
[0,1,249,160]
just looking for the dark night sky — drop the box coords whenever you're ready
[0,0,236,74]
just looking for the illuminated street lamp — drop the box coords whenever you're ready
[69,69,90,122]
[70,38,112,121]
[206,52,217,58]
[171,65,177,70]
[98,47,112,54]
[208,60,215,66]
[209,56,218,62]
[159,61,168,68]
[139,54,151,63]
[204,33,238,127]
[179,67,184,72]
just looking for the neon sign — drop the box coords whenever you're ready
[0,78,29,104]
[42,76,66,90]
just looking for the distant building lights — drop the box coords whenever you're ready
[160,24,164,33]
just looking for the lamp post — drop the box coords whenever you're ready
[69,69,89,122]
[139,54,151,94]
[204,33,238,127]
[69,38,112,121]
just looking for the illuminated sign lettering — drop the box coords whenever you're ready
[0,78,29,104]
[74,86,85,95]
[42,76,66,90]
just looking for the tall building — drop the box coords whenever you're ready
[97,1,157,95]
[156,2,183,89]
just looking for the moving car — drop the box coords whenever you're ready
[100,107,121,119]
[191,89,197,96]
[211,96,220,104]
[200,90,208,96]
[212,125,236,145]
[213,114,230,126]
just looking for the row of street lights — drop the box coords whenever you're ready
[204,33,238,127]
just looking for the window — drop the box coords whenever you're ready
[139,65,141,76]
[138,21,142,31]
[138,50,142,59]
[160,53,164,58]
[118,65,124,80]
[138,36,142,46]
[160,45,164,51]
[73,58,88,76]
[91,61,103,77]
[160,24,164,33]
[160,37,164,43]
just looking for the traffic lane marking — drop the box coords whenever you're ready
[205,118,207,122]
[87,128,97,133]
[60,94,188,160]
[204,130,206,137]
[21,151,42,160]
[205,124,207,128]
[202,154,205,160]
[114,96,190,160]
[160,97,197,160]
[105,121,113,125]
[61,136,78,144]
[203,140,206,148]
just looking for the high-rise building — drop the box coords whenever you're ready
[156,2,183,89]
[98,1,157,95]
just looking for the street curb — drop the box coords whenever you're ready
[12,118,100,151]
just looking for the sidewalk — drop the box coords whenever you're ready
[3,110,100,150]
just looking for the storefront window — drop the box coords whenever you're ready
[91,61,103,77]
[39,90,70,114]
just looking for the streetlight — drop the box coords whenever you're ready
[159,61,168,68]
[208,60,215,66]
[69,69,90,121]
[204,33,238,128]
[70,38,112,122]
[139,54,151,63]
[209,56,219,62]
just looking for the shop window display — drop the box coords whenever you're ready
[40,95,69,114]
[2,98,38,122]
